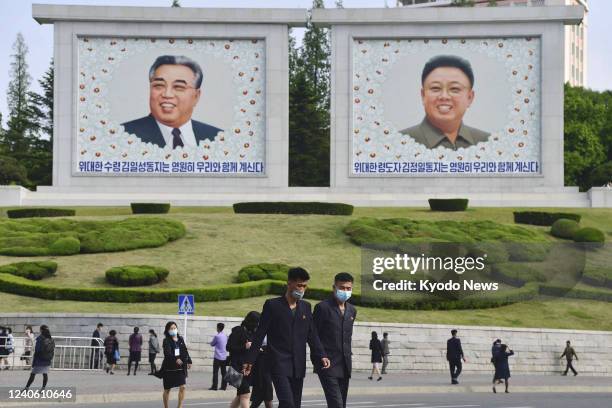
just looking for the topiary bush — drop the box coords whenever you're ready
[428,199,469,212]
[237,263,291,283]
[233,202,354,216]
[130,203,171,214]
[105,265,169,287]
[7,208,76,219]
[550,219,580,239]
[48,237,81,256]
[573,227,606,246]
[0,218,186,257]
[491,263,547,287]
[0,261,57,280]
[513,211,581,226]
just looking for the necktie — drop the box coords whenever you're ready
[172,128,184,149]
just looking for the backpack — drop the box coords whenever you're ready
[39,337,55,361]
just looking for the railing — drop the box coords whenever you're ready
[0,336,105,371]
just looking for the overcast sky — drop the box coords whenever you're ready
[0,0,610,125]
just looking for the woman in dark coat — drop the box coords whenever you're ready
[368,331,383,381]
[227,311,260,408]
[24,325,54,390]
[492,344,514,393]
[160,321,192,408]
[103,330,119,375]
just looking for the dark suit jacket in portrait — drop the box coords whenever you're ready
[121,114,222,148]
[312,297,357,378]
[246,296,327,379]
[446,336,464,362]
[400,118,490,150]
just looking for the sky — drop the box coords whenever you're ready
[0,0,610,125]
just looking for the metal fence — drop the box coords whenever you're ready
[0,336,105,371]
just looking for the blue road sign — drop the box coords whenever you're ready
[178,294,195,315]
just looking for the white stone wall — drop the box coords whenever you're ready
[1,313,609,376]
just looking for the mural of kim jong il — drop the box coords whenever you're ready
[122,55,222,149]
[400,55,490,150]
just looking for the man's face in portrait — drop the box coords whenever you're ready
[421,67,474,131]
[149,64,201,128]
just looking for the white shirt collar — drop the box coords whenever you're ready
[155,120,197,149]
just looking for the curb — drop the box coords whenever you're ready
[2,385,612,407]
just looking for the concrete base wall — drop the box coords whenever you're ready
[1,314,610,376]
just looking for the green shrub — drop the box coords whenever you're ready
[573,227,606,245]
[513,211,581,226]
[539,283,612,302]
[236,263,290,283]
[130,203,171,214]
[492,263,547,286]
[550,219,580,239]
[233,202,354,216]
[582,268,612,289]
[0,261,57,280]
[428,199,469,212]
[0,218,186,257]
[506,242,550,262]
[105,265,169,287]
[49,237,81,256]
[7,208,76,219]
[467,243,510,264]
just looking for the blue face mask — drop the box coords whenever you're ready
[168,329,178,337]
[291,289,305,300]
[335,288,352,303]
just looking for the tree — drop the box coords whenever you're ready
[0,155,29,185]
[288,0,331,186]
[28,59,54,140]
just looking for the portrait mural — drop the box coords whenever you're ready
[76,37,266,175]
[351,37,542,176]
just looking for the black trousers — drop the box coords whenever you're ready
[564,360,578,375]
[318,374,350,408]
[449,360,462,380]
[211,358,227,389]
[271,375,304,408]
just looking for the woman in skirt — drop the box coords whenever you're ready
[493,344,515,393]
[368,331,383,381]
[24,325,55,390]
[160,321,192,408]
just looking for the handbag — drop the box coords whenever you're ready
[223,366,244,389]
[113,349,121,362]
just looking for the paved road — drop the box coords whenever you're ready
[61,393,612,408]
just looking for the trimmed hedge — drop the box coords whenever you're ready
[105,265,169,287]
[550,219,580,239]
[7,208,76,219]
[428,199,469,212]
[513,211,581,226]
[0,261,57,280]
[233,202,354,216]
[0,218,186,257]
[130,203,171,214]
[539,283,612,302]
[237,263,290,283]
[573,227,606,245]
[491,263,546,287]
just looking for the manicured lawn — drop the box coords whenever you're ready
[0,292,609,331]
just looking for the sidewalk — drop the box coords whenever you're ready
[1,368,610,406]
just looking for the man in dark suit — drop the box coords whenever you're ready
[446,329,467,384]
[89,322,103,369]
[122,55,222,149]
[313,272,357,408]
[244,268,330,408]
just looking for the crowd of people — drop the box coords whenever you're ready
[0,269,583,407]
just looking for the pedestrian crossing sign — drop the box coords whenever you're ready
[178,294,195,315]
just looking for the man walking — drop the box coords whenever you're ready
[89,323,103,369]
[313,272,357,408]
[209,322,228,390]
[560,340,579,376]
[244,267,330,408]
[381,333,390,374]
[446,329,466,385]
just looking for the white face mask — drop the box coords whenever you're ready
[168,329,178,337]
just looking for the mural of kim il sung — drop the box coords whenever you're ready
[122,55,222,149]
[400,55,490,150]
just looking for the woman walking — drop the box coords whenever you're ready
[227,311,260,408]
[24,325,55,390]
[160,321,192,408]
[128,327,143,376]
[103,330,119,375]
[368,331,383,381]
[492,344,514,393]
[20,326,35,367]
[148,329,160,375]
